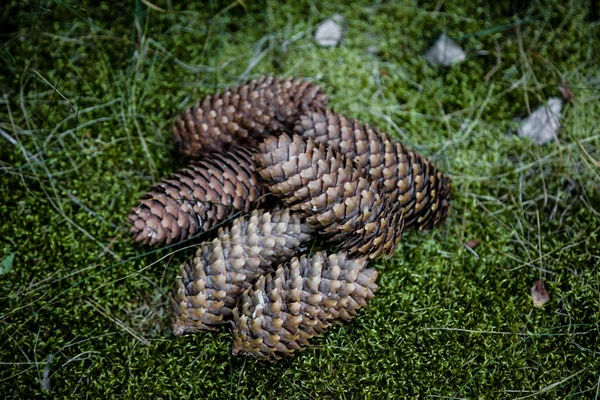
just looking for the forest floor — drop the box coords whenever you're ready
[1,0,599,398]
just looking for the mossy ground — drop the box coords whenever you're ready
[1,0,599,398]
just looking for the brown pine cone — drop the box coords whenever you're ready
[171,207,315,335]
[254,134,404,259]
[294,110,451,229]
[231,251,378,361]
[173,76,328,157]
[129,146,265,246]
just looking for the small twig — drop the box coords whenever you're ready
[462,243,479,260]
[85,299,151,346]
[67,192,117,228]
[484,40,502,81]
[0,127,17,146]
[515,24,531,114]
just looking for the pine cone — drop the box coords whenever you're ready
[173,76,328,157]
[171,207,315,335]
[231,251,377,361]
[129,146,265,246]
[294,110,451,229]
[254,134,404,259]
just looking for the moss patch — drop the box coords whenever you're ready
[1,0,599,397]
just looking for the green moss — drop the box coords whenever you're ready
[1,0,599,398]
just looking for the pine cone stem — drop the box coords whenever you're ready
[171,207,315,335]
[173,76,328,157]
[231,251,377,361]
[129,146,265,246]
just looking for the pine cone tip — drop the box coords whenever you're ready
[128,206,162,246]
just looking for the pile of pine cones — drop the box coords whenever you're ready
[128,76,451,362]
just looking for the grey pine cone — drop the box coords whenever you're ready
[231,250,378,361]
[171,207,315,335]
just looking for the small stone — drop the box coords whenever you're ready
[424,33,466,66]
[531,280,550,308]
[516,98,562,145]
[315,16,343,47]
[365,46,380,56]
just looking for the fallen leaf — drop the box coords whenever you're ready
[558,81,574,101]
[465,239,478,249]
[531,280,550,308]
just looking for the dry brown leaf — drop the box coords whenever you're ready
[531,280,550,308]
[465,239,478,249]
[558,81,574,101]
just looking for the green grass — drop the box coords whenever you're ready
[1,0,599,398]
